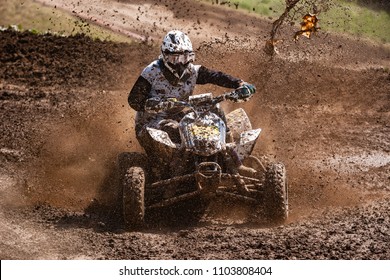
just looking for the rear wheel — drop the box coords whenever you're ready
[122,166,145,229]
[263,163,288,224]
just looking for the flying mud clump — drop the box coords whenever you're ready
[264,0,330,56]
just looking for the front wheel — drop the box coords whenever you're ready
[263,163,288,224]
[122,166,145,229]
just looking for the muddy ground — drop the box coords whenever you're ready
[0,0,389,259]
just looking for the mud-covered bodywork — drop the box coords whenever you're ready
[146,95,261,161]
[120,92,288,228]
[180,111,226,156]
[225,108,261,160]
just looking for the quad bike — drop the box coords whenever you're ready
[118,92,288,229]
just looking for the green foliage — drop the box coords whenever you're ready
[0,0,132,43]
[321,1,390,43]
[1,0,388,44]
[204,0,390,43]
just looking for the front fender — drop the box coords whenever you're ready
[226,108,252,142]
[146,127,178,160]
[236,128,261,160]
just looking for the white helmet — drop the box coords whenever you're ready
[161,30,195,76]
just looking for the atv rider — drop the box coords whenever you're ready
[128,30,256,177]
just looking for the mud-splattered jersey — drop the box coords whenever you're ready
[128,59,242,134]
[142,59,199,102]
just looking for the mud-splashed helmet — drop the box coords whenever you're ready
[161,30,195,77]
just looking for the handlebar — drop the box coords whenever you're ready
[211,92,232,105]
[170,92,236,111]
[147,82,254,113]
[146,91,236,113]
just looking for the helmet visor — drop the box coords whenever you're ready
[163,51,195,65]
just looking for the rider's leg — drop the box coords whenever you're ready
[136,124,170,179]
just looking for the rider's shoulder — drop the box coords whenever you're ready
[189,64,202,73]
[141,59,162,79]
[143,60,161,72]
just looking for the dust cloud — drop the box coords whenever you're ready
[25,93,141,210]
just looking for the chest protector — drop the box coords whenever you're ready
[142,60,200,100]
[136,60,201,129]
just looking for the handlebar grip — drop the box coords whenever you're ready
[174,101,190,107]
[212,93,229,104]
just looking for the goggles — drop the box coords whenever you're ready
[163,51,195,65]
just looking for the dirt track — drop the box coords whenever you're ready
[1,0,390,259]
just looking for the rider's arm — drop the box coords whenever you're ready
[196,66,243,88]
[196,65,255,102]
[129,75,178,113]
[128,76,152,111]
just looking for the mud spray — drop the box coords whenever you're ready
[264,0,331,56]
[26,92,141,211]
[13,0,387,225]
[256,0,389,222]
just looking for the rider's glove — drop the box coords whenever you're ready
[226,82,256,103]
[145,97,176,113]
